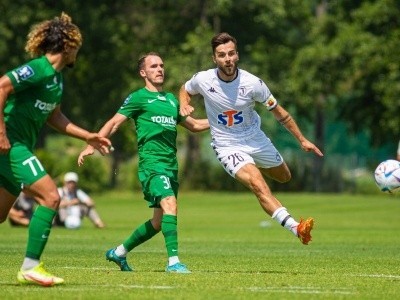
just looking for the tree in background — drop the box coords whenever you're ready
[1,0,397,192]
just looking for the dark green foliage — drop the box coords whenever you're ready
[1,0,397,192]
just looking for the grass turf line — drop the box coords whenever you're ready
[1,191,399,299]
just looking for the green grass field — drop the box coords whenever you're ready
[1,191,400,299]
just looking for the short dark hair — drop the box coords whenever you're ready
[211,32,237,54]
[137,51,161,74]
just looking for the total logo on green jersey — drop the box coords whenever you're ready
[34,99,57,113]
[151,116,176,127]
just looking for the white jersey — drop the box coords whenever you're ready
[185,68,278,145]
[57,187,90,205]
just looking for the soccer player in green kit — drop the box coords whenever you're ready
[78,52,209,273]
[0,13,112,286]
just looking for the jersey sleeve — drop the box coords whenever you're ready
[255,78,278,111]
[6,59,48,92]
[117,92,141,118]
[184,72,202,96]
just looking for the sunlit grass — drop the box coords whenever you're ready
[1,191,400,299]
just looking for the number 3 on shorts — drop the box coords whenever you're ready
[160,175,171,189]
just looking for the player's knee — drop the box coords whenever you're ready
[42,192,61,209]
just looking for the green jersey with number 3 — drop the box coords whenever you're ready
[117,88,184,171]
[5,56,63,150]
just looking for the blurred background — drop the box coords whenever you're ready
[1,0,398,194]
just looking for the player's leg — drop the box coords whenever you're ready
[0,154,24,222]
[259,162,291,183]
[148,172,190,274]
[235,163,313,244]
[105,172,163,271]
[115,208,161,257]
[159,196,178,259]
[0,188,17,223]
[159,195,189,273]
[6,145,64,285]
[235,163,283,215]
[246,135,313,244]
[18,175,64,286]
[249,132,291,183]
[214,141,314,245]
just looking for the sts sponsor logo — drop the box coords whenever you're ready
[218,110,243,127]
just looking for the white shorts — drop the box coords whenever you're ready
[211,131,284,177]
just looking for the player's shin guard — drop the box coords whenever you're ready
[25,206,56,259]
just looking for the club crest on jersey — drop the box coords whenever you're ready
[120,96,130,108]
[14,65,34,81]
[217,110,243,127]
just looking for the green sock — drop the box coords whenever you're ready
[26,206,56,260]
[162,214,178,257]
[123,220,159,252]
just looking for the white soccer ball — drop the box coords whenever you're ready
[65,215,81,229]
[374,159,400,193]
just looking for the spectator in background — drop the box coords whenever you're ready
[8,192,36,227]
[56,172,105,229]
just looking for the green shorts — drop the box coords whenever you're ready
[138,168,179,208]
[0,143,47,196]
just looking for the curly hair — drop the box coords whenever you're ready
[25,12,82,57]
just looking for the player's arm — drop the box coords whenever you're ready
[96,113,128,138]
[47,105,93,140]
[78,113,127,166]
[179,116,209,132]
[0,75,14,154]
[179,84,195,117]
[271,105,323,157]
[47,105,111,154]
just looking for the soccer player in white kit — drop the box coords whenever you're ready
[179,32,324,245]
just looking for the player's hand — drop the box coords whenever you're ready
[86,133,112,155]
[180,104,195,117]
[78,145,95,166]
[301,140,324,157]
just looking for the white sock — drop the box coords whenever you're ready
[271,207,299,236]
[168,256,180,266]
[21,257,39,271]
[115,244,128,257]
